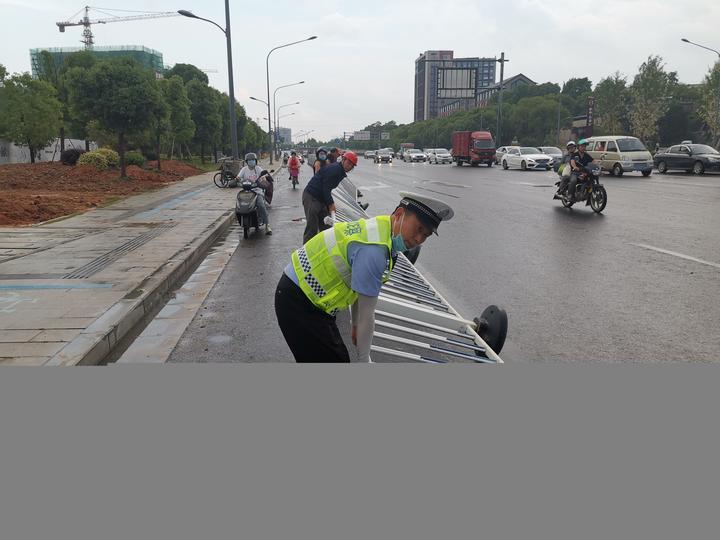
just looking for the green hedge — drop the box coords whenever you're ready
[125,151,146,167]
[95,147,120,168]
[77,151,109,171]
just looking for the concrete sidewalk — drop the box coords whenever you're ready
[0,168,244,365]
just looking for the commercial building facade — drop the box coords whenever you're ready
[414,50,496,121]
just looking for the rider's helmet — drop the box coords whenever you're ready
[342,151,358,167]
[578,139,589,147]
[566,141,576,149]
[316,147,328,161]
[244,152,257,164]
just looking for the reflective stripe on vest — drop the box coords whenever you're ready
[291,216,393,314]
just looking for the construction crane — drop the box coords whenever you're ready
[56,6,180,49]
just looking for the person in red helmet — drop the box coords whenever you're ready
[301,150,358,243]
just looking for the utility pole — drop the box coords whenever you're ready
[495,52,509,145]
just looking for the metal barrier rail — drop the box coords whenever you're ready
[332,178,504,364]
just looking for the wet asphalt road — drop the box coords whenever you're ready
[169,158,720,363]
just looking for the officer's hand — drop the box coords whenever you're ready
[351,325,357,346]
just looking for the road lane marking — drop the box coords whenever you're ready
[428,181,470,189]
[416,186,461,198]
[356,182,391,190]
[631,243,720,270]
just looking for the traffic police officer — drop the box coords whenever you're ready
[275,192,454,362]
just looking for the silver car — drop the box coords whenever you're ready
[404,149,427,162]
[427,148,452,164]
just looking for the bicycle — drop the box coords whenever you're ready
[213,157,240,188]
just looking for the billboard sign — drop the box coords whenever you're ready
[353,131,371,141]
[436,68,477,99]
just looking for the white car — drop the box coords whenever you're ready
[502,147,553,170]
[427,148,452,164]
[494,146,519,165]
[403,149,427,162]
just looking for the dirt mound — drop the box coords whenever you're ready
[0,160,202,226]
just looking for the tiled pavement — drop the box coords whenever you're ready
[0,170,241,365]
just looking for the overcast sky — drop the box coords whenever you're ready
[2,0,719,141]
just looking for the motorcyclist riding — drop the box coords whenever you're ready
[236,152,272,235]
[556,140,577,196]
[288,151,301,186]
[567,139,594,203]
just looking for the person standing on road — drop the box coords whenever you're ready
[236,152,272,235]
[302,151,358,243]
[275,192,454,362]
[312,147,329,174]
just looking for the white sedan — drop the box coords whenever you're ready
[501,147,554,171]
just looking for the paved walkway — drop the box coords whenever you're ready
[0,168,243,365]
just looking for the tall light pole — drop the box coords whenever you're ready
[681,38,720,147]
[178,5,238,159]
[265,36,317,164]
[496,52,509,145]
[273,83,304,157]
[276,101,300,138]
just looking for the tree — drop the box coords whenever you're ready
[165,63,209,85]
[629,56,678,146]
[698,62,720,147]
[0,73,62,163]
[593,73,629,135]
[147,81,170,170]
[66,57,164,177]
[186,79,222,163]
[659,83,704,145]
[509,96,568,146]
[159,75,195,159]
[0,64,7,81]
[562,78,592,99]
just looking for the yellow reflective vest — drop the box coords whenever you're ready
[291,216,394,315]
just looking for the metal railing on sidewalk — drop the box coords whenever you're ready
[332,178,505,364]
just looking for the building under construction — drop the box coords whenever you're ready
[30,45,165,79]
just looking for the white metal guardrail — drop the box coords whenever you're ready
[332,178,506,364]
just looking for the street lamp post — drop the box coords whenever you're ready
[178,4,239,159]
[681,38,720,147]
[496,52,509,146]
[265,36,317,164]
[275,101,300,139]
[273,83,304,157]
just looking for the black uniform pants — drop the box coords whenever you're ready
[302,191,330,244]
[274,274,350,363]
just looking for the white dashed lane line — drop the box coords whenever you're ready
[631,243,720,270]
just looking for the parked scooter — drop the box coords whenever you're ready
[235,169,274,239]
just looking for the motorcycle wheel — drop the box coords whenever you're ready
[243,225,249,239]
[590,186,607,213]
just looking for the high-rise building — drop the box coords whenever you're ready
[277,127,292,146]
[414,50,496,122]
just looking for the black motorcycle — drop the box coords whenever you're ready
[235,170,273,239]
[554,164,607,214]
